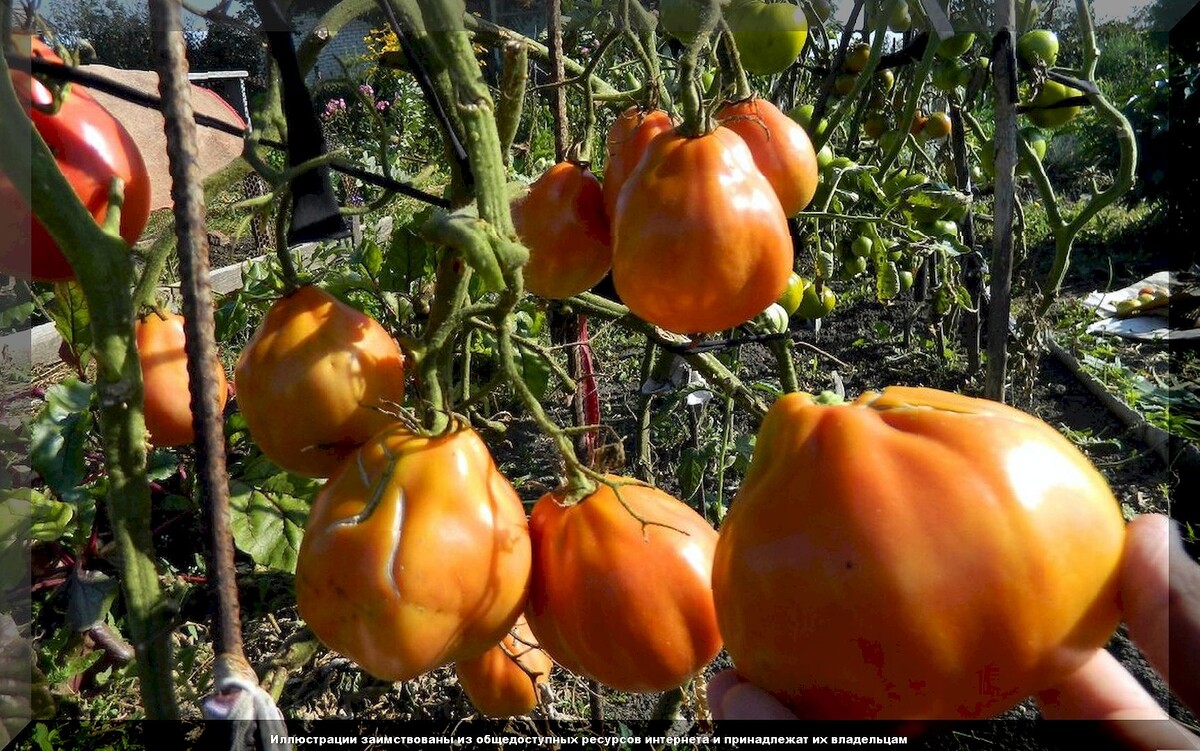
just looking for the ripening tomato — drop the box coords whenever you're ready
[863,113,888,140]
[717,98,819,216]
[455,615,553,718]
[713,387,1126,720]
[726,0,809,76]
[612,126,793,334]
[0,37,151,281]
[296,422,531,683]
[512,162,612,299]
[922,111,953,140]
[526,477,722,693]
[135,311,228,448]
[234,285,406,478]
[602,107,674,220]
[843,42,872,73]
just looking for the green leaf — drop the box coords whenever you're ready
[0,299,34,330]
[383,218,434,292]
[66,570,119,631]
[30,379,93,500]
[354,237,384,277]
[677,446,709,500]
[876,260,901,302]
[517,347,551,402]
[228,457,316,573]
[146,449,180,482]
[29,489,73,542]
[816,248,836,280]
[48,281,93,370]
[0,490,31,591]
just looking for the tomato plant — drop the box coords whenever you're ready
[526,478,722,693]
[717,97,819,216]
[295,421,531,682]
[611,126,793,334]
[512,162,612,299]
[234,285,407,478]
[713,387,1126,720]
[135,311,228,448]
[455,615,553,718]
[0,37,150,281]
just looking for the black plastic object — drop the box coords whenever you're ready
[253,0,349,245]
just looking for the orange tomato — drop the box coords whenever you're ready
[602,107,674,219]
[234,285,406,478]
[922,111,953,140]
[612,127,793,334]
[512,162,612,299]
[135,311,228,447]
[712,387,1126,720]
[455,615,553,717]
[717,97,820,216]
[526,477,722,693]
[296,422,531,682]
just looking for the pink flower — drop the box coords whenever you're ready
[359,83,374,98]
[376,99,391,111]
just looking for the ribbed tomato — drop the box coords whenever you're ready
[295,422,531,682]
[712,387,1126,720]
[455,615,553,717]
[717,97,820,216]
[602,107,673,219]
[512,162,611,299]
[135,311,228,448]
[0,36,150,281]
[526,477,722,693]
[612,127,793,334]
[234,285,406,478]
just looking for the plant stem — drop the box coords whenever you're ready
[496,40,528,166]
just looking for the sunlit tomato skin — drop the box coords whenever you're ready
[1025,81,1084,129]
[455,615,553,717]
[296,423,531,683]
[526,477,722,693]
[612,127,793,334]
[602,107,674,219]
[0,38,151,281]
[135,312,228,447]
[234,285,406,478]
[717,98,820,216]
[726,0,809,76]
[712,387,1126,720]
[512,162,612,300]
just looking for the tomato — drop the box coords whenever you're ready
[776,272,807,316]
[843,43,871,74]
[898,269,915,291]
[512,162,612,299]
[659,0,706,42]
[936,32,976,59]
[888,1,912,32]
[0,37,151,281]
[840,254,867,278]
[833,73,858,97]
[850,235,873,258]
[787,103,828,139]
[612,127,793,334]
[796,282,836,318]
[717,97,820,216]
[296,422,531,682]
[602,107,674,220]
[526,477,722,693]
[874,69,895,93]
[234,285,407,478]
[909,113,928,136]
[455,615,552,717]
[135,311,228,448]
[754,303,790,334]
[932,59,967,92]
[1017,29,1059,68]
[727,0,809,76]
[1025,80,1083,129]
[922,111,953,140]
[816,144,835,169]
[712,387,1125,720]
[805,0,833,25]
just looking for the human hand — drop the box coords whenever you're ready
[706,514,1200,749]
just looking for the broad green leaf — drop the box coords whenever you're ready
[518,347,551,402]
[0,490,31,591]
[383,217,434,291]
[877,260,901,302]
[48,281,93,371]
[29,489,73,542]
[30,379,93,500]
[677,446,709,501]
[66,570,118,631]
[354,237,385,277]
[228,457,316,573]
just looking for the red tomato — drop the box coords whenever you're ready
[612,126,793,333]
[135,311,229,448]
[602,107,674,219]
[455,615,553,717]
[234,285,407,478]
[717,97,820,216]
[526,477,723,693]
[0,37,151,281]
[296,422,531,682]
[712,387,1126,720]
[512,162,612,299]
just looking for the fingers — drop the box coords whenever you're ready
[706,669,798,720]
[1121,513,1200,716]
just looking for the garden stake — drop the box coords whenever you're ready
[147,0,287,744]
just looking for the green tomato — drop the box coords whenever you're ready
[936,32,976,60]
[755,303,791,334]
[1026,81,1083,129]
[875,69,896,93]
[851,235,873,258]
[728,0,809,76]
[816,144,835,169]
[834,72,858,97]
[659,0,707,42]
[1017,126,1049,175]
[1017,29,1059,69]
[806,0,833,24]
[899,269,915,291]
[844,42,872,73]
[788,103,828,138]
[842,254,868,277]
[888,1,912,32]
[776,272,808,316]
[933,59,967,93]
[797,282,837,319]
